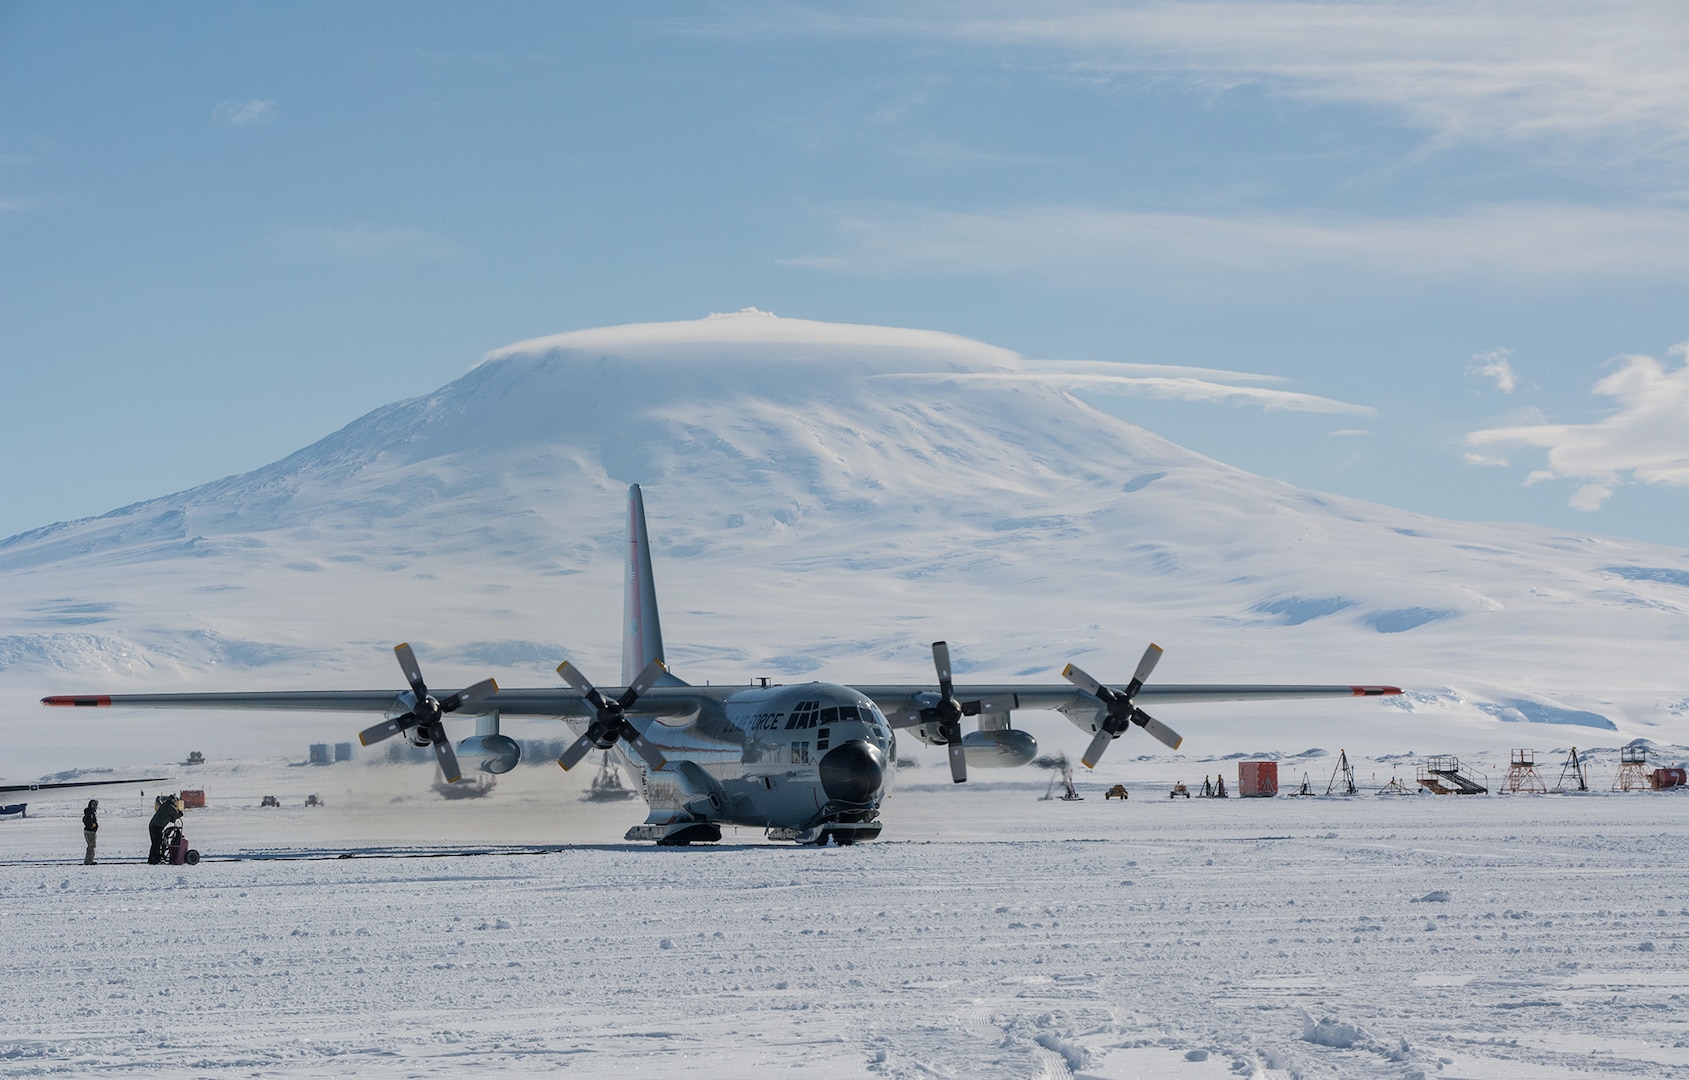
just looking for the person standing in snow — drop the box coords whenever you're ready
[148,794,182,864]
[82,799,99,864]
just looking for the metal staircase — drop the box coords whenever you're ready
[1416,755,1488,795]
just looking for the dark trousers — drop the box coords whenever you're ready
[148,823,165,864]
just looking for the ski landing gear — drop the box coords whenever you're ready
[767,804,883,846]
[624,820,723,845]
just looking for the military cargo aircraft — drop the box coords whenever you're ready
[46,486,1399,845]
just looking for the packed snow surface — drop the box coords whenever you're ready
[2,755,1685,1079]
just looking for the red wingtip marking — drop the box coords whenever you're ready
[1351,686,1403,697]
[42,695,111,707]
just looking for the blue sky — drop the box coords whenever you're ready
[1,1,1685,544]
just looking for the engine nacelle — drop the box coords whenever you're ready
[960,728,1038,768]
[455,734,522,775]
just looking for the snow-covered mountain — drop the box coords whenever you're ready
[5,310,1686,769]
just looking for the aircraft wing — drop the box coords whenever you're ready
[42,687,720,721]
[45,692,420,713]
[858,683,1401,728]
[44,683,1400,755]
[45,683,1397,724]
[0,775,171,794]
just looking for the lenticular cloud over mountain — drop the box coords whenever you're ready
[2,310,1685,764]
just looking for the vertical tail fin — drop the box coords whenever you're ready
[622,485,676,686]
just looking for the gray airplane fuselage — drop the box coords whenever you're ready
[597,680,897,845]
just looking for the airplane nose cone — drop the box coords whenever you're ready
[818,740,885,803]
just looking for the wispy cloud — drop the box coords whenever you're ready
[0,191,63,213]
[999,358,1285,384]
[891,135,1070,171]
[873,359,1372,416]
[1463,451,1511,467]
[1567,483,1615,511]
[1467,347,1518,393]
[1465,342,1689,509]
[212,100,277,127]
[816,1,1689,176]
[268,225,465,263]
[786,201,1689,283]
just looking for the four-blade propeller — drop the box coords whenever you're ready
[555,659,669,772]
[357,643,499,784]
[922,640,981,784]
[1063,643,1182,769]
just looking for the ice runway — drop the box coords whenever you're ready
[1,765,1685,1079]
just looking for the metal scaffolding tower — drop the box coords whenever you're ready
[1327,748,1357,795]
[1612,745,1650,792]
[1500,749,1546,793]
[1553,746,1588,792]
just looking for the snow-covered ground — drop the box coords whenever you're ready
[2,753,1684,1079]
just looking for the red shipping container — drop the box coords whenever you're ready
[1238,761,1278,797]
[179,789,206,809]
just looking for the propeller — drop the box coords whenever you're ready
[555,658,669,772]
[357,643,499,784]
[922,641,981,784]
[1062,643,1182,770]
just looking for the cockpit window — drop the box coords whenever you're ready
[785,699,820,730]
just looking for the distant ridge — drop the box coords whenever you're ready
[4,312,1686,752]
